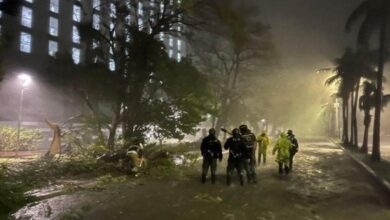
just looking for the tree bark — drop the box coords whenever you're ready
[342,97,349,145]
[352,82,360,147]
[372,4,388,162]
[361,110,371,154]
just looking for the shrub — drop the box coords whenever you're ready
[0,126,43,151]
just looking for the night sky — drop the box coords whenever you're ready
[259,0,363,74]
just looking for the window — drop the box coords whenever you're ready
[72,48,80,64]
[21,6,33,28]
[110,3,116,17]
[169,37,173,47]
[138,2,143,16]
[0,0,3,18]
[50,0,59,13]
[48,40,58,56]
[177,53,182,62]
[93,0,100,11]
[49,17,58,36]
[93,14,100,30]
[20,32,32,53]
[73,5,81,22]
[109,59,115,71]
[25,0,33,3]
[177,39,181,51]
[168,49,173,58]
[159,33,164,42]
[72,26,80,44]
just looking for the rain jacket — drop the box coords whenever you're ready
[256,134,270,154]
[272,133,292,163]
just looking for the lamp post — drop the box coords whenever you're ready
[16,73,31,155]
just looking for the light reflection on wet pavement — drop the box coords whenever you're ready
[13,141,390,220]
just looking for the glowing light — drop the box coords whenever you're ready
[18,73,32,88]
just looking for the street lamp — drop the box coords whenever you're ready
[16,73,32,155]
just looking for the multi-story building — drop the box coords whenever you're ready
[0,0,186,121]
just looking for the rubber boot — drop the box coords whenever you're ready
[211,175,216,184]
[239,175,244,186]
[227,176,231,186]
[201,175,206,184]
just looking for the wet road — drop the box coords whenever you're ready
[14,141,390,220]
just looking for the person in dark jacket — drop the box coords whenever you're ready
[200,128,222,184]
[239,124,258,183]
[224,128,246,186]
[287,129,299,171]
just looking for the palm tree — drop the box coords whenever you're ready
[346,0,390,161]
[359,81,390,153]
[326,49,367,146]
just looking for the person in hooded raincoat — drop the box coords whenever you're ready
[272,132,292,175]
[256,131,270,165]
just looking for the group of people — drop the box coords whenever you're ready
[200,125,299,186]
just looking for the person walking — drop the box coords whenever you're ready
[287,130,299,171]
[239,124,258,183]
[256,131,270,165]
[224,128,246,186]
[272,132,292,175]
[200,128,223,184]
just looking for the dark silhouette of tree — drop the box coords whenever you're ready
[359,81,390,153]
[0,0,22,16]
[189,0,275,137]
[346,0,390,161]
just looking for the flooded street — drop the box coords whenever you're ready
[14,141,390,220]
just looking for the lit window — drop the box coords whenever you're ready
[138,2,143,16]
[177,53,181,62]
[138,18,143,30]
[20,32,32,53]
[48,40,58,56]
[72,47,80,64]
[177,39,181,51]
[168,49,173,58]
[72,26,80,44]
[50,0,59,13]
[49,17,58,36]
[93,14,100,30]
[21,6,33,28]
[169,37,173,47]
[160,2,164,13]
[110,3,116,17]
[109,59,115,71]
[159,33,164,42]
[0,0,3,18]
[73,5,81,22]
[93,0,100,11]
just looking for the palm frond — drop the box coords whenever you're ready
[346,1,369,32]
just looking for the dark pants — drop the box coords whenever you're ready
[258,149,267,165]
[242,156,257,183]
[202,158,217,183]
[278,162,289,175]
[227,159,244,186]
[289,151,297,171]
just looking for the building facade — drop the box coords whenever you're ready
[0,0,186,121]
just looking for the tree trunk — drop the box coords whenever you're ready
[349,92,354,146]
[372,5,388,162]
[352,82,360,147]
[342,97,349,145]
[361,110,371,154]
[107,99,122,150]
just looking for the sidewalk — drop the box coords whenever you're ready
[331,139,390,194]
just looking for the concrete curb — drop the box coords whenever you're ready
[330,139,390,194]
